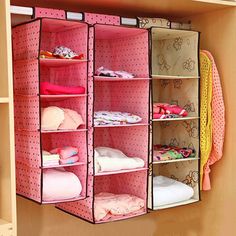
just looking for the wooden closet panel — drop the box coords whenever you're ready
[0,0,16,235]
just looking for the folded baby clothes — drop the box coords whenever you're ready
[58,108,84,130]
[94,192,145,221]
[59,156,79,165]
[41,106,65,131]
[94,147,145,174]
[40,82,85,95]
[50,146,79,165]
[43,168,82,201]
[40,46,84,59]
[50,146,79,159]
[96,66,135,79]
[153,176,194,207]
[153,103,188,119]
[41,106,84,131]
[94,111,142,126]
[153,145,196,162]
[42,150,60,166]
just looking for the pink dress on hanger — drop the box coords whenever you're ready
[201,50,225,191]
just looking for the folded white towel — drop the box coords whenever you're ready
[153,176,194,207]
[94,147,145,174]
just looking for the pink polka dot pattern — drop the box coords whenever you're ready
[84,13,120,25]
[13,18,89,204]
[56,22,150,223]
[34,7,66,19]
[12,20,40,60]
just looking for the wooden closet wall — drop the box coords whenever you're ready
[1,0,236,235]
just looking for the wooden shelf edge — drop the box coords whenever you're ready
[0,97,9,103]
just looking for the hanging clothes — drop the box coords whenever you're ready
[199,51,213,190]
[201,50,225,191]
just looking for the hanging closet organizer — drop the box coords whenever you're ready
[13,17,89,204]
[148,27,200,210]
[12,7,200,223]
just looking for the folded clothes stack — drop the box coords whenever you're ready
[153,144,196,162]
[50,146,79,165]
[40,46,84,60]
[41,106,84,131]
[153,103,188,119]
[94,111,142,126]
[40,82,85,95]
[42,150,60,167]
[96,66,135,79]
[94,192,145,221]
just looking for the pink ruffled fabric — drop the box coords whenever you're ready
[153,103,188,118]
[94,192,144,221]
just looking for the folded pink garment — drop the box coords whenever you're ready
[41,106,84,131]
[50,146,79,159]
[59,108,84,130]
[40,82,85,95]
[153,103,188,117]
[94,192,144,221]
[60,155,79,165]
[43,169,82,201]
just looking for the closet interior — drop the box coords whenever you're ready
[0,0,234,232]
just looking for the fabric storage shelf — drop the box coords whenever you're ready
[94,76,151,81]
[152,75,200,80]
[149,161,200,210]
[153,157,200,164]
[12,18,89,204]
[152,78,199,119]
[152,117,199,122]
[151,28,199,77]
[56,20,150,223]
[40,58,88,67]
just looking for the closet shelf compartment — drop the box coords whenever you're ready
[94,167,148,176]
[152,117,199,122]
[40,58,88,67]
[40,94,88,102]
[153,198,199,210]
[152,75,200,80]
[153,157,200,164]
[42,196,85,205]
[94,76,151,82]
[41,161,86,169]
[94,123,150,128]
[40,128,88,134]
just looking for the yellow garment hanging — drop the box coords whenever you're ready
[200,52,213,190]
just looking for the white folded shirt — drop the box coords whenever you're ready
[94,147,145,173]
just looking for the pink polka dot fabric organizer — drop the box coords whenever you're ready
[13,16,89,204]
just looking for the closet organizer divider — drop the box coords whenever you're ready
[148,27,201,210]
[12,17,89,204]
[56,13,150,223]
